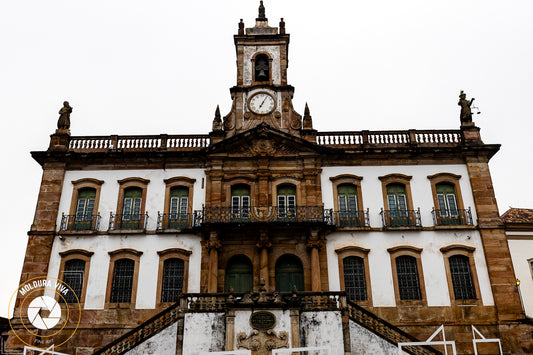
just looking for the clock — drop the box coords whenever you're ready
[248,92,275,115]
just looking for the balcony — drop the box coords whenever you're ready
[60,213,100,232]
[380,209,422,229]
[432,208,473,226]
[196,206,333,225]
[157,212,197,231]
[109,213,148,231]
[332,210,370,228]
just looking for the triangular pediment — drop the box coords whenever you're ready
[207,123,324,157]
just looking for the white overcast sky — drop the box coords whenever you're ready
[1,0,532,317]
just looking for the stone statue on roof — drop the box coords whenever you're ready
[458,90,474,124]
[57,101,72,130]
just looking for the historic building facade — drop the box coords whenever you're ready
[503,208,533,319]
[7,2,533,354]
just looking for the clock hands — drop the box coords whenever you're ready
[259,97,267,108]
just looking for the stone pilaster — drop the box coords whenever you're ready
[225,310,235,351]
[207,232,222,293]
[289,309,300,349]
[307,232,323,292]
[466,157,523,322]
[256,232,271,291]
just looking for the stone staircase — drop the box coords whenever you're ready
[93,292,441,355]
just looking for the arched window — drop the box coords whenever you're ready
[275,255,304,292]
[161,258,185,302]
[436,183,460,224]
[74,188,96,230]
[254,54,270,82]
[449,255,476,300]
[277,184,296,219]
[225,255,253,293]
[168,186,189,229]
[110,258,135,303]
[338,184,359,227]
[395,255,422,300]
[61,259,85,303]
[343,256,367,301]
[387,183,409,226]
[231,185,251,219]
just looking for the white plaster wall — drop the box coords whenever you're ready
[349,320,408,355]
[49,169,205,309]
[234,309,292,348]
[300,311,343,354]
[47,232,202,309]
[321,165,493,307]
[56,169,206,232]
[507,233,533,317]
[326,230,493,307]
[321,165,477,228]
[125,321,177,355]
[182,313,225,354]
[243,45,281,85]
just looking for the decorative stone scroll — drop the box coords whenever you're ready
[237,329,288,355]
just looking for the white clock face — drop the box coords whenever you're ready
[249,93,275,114]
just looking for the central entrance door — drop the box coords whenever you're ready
[275,255,304,292]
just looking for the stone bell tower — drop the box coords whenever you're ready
[219,1,308,137]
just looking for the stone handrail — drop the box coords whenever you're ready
[317,129,462,147]
[345,299,441,355]
[68,134,210,152]
[93,302,182,355]
[64,130,462,153]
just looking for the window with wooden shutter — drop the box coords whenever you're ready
[168,186,189,229]
[387,184,409,226]
[338,184,359,227]
[277,184,296,219]
[231,185,251,219]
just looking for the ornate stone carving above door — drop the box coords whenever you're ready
[237,329,289,355]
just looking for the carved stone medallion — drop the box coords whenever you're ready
[250,311,276,330]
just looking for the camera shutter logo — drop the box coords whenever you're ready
[27,295,62,330]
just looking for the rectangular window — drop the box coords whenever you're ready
[343,257,367,301]
[396,256,422,300]
[61,259,85,303]
[161,259,184,303]
[449,255,476,300]
[110,259,135,303]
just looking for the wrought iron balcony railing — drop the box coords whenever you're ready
[332,209,370,228]
[196,206,334,225]
[60,213,100,232]
[380,209,422,228]
[109,212,148,231]
[157,212,197,230]
[432,208,473,226]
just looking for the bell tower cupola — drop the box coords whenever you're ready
[219,1,306,138]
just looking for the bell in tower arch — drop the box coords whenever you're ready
[255,54,270,82]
